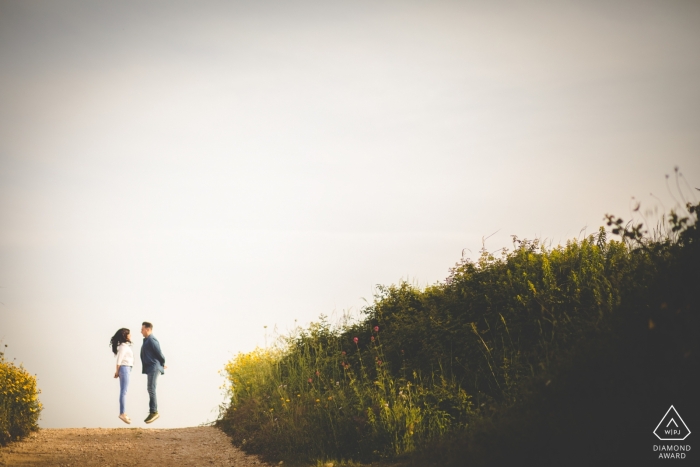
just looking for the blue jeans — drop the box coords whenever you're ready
[118,366,131,414]
[146,370,159,413]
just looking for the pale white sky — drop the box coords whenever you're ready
[1,0,699,428]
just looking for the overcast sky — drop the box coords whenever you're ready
[1,0,699,429]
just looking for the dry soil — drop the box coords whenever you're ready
[0,426,274,467]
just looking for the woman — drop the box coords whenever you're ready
[110,328,133,424]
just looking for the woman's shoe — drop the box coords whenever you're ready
[119,414,131,424]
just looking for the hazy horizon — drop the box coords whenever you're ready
[1,0,699,429]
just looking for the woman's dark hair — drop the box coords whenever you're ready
[110,328,131,355]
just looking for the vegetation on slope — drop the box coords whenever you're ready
[218,193,699,466]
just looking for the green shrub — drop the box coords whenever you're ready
[218,199,699,465]
[0,347,42,445]
[218,324,472,462]
[406,201,700,466]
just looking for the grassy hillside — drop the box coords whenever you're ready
[217,199,699,466]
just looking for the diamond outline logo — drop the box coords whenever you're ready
[653,405,691,441]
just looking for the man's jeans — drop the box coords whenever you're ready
[118,366,131,414]
[146,370,160,413]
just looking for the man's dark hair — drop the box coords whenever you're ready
[142,321,153,329]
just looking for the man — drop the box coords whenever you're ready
[140,321,166,423]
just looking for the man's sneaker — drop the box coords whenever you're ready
[144,412,160,424]
[119,414,131,424]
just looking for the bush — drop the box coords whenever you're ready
[218,198,699,466]
[218,326,471,462]
[0,347,42,445]
[406,201,700,466]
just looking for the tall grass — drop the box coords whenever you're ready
[0,346,42,445]
[219,321,472,461]
[218,197,699,465]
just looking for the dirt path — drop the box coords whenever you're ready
[0,427,274,467]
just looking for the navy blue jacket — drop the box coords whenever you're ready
[140,334,166,375]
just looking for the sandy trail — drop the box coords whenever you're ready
[0,426,273,467]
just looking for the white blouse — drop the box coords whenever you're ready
[115,342,134,367]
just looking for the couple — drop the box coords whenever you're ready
[109,322,167,425]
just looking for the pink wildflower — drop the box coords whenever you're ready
[374,326,379,332]
[353,337,358,344]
